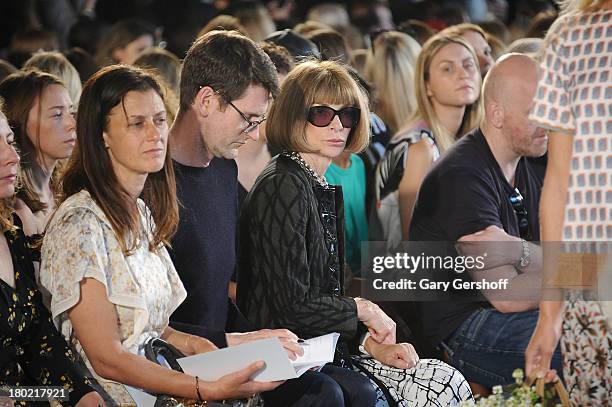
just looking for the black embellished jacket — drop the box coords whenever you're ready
[0,215,97,405]
[237,155,362,344]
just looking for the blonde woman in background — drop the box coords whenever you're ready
[372,34,481,250]
[366,31,421,136]
[441,23,494,78]
[525,0,611,404]
[23,51,83,104]
[134,47,181,125]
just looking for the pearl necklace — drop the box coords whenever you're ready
[284,151,329,187]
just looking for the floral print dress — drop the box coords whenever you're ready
[0,215,96,406]
[39,190,187,405]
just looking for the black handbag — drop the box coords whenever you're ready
[143,338,264,407]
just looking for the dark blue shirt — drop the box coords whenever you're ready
[169,158,238,346]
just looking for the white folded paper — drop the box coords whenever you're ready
[177,332,340,382]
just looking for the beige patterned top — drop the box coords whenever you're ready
[40,190,187,404]
[529,9,611,242]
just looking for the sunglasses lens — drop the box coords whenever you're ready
[309,106,335,127]
[338,108,360,128]
[308,106,361,128]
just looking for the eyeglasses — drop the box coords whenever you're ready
[508,188,531,240]
[212,89,266,134]
[307,106,361,129]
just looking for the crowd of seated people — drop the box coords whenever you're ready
[0,0,609,406]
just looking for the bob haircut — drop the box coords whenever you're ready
[61,65,178,254]
[266,59,370,154]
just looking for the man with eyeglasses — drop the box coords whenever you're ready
[167,30,341,406]
[408,53,561,390]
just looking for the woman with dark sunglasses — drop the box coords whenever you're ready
[236,60,473,406]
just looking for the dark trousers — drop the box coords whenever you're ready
[441,307,563,389]
[263,363,376,407]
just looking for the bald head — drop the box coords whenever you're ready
[482,53,538,109]
[481,52,547,159]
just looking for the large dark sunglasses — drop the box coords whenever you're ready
[508,188,531,240]
[307,106,361,128]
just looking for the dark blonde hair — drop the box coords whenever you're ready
[411,34,482,152]
[0,69,65,213]
[134,47,181,95]
[134,48,181,125]
[266,60,370,154]
[442,23,488,43]
[61,65,178,254]
[23,51,82,103]
[366,31,421,135]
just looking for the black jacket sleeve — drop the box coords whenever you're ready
[244,172,359,340]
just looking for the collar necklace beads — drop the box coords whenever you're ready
[284,151,329,187]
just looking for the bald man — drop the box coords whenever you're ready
[407,54,561,389]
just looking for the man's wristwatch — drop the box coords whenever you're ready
[359,333,371,355]
[516,239,531,271]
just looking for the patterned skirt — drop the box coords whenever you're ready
[562,292,612,406]
[349,357,474,406]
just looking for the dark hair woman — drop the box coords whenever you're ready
[39,65,281,404]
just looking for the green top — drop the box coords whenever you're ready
[325,154,368,276]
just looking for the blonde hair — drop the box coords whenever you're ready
[366,31,421,135]
[306,4,350,31]
[441,23,488,42]
[294,20,331,36]
[557,0,610,12]
[266,60,370,154]
[411,34,482,153]
[134,48,181,125]
[23,51,82,103]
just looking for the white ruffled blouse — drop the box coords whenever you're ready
[40,190,186,404]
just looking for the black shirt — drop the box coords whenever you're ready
[409,128,545,345]
[169,158,238,346]
[1,215,96,405]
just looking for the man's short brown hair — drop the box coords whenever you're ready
[180,30,279,111]
[266,60,370,154]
